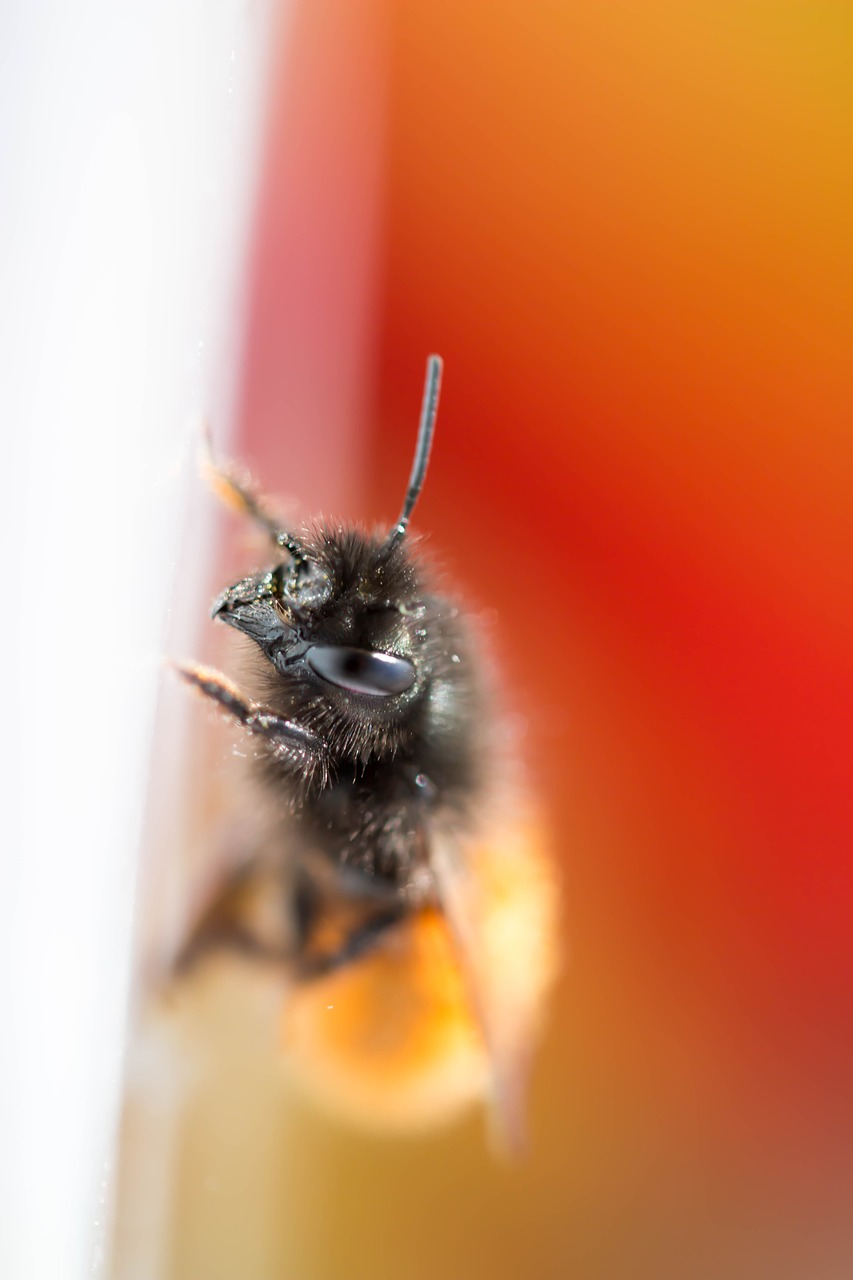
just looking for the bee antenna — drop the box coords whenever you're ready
[384,355,443,551]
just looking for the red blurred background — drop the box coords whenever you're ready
[185,3,853,1276]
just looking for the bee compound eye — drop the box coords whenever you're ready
[305,646,416,697]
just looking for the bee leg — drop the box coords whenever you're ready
[173,859,289,977]
[175,917,287,976]
[201,431,297,552]
[295,907,406,981]
[175,661,327,776]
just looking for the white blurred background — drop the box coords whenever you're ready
[0,3,275,1275]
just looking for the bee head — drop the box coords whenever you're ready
[213,527,449,761]
[210,357,460,764]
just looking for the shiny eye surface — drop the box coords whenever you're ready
[305,645,416,697]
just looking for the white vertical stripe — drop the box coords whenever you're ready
[0,3,278,1275]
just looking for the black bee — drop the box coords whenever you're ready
[178,358,557,1146]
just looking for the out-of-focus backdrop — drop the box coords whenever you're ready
[216,5,853,1278]
[5,3,851,1278]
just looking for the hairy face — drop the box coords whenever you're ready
[212,526,472,769]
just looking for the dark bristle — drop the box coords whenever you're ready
[307,521,420,606]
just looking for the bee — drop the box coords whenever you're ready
[177,357,558,1149]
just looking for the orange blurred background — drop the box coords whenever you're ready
[172,3,853,1276]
